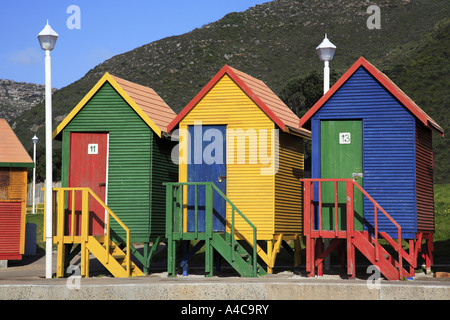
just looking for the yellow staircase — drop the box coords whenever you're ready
[86,236,144,277]
[45,187,144,278]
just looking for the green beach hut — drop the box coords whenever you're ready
[52,73,178,276]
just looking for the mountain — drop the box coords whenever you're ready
[0,79,57,122]
[4,0,449,182]
[384,17,450,184]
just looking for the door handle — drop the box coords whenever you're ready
[99,182,106,187]
[352,173,363,180]
[218,176,227,183]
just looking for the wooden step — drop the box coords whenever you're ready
[86,236,144,277]
[352,232,410,280]
[211,233,266,277]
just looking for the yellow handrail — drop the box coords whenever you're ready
[86,188,131,276]
[44,187,131,277]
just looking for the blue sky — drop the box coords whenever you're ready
[0,1,269,89]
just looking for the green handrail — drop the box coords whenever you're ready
[164,182,258,277]
[210,183,258,276]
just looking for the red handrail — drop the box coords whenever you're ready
[352,182,403,277]
[300,178,403,278]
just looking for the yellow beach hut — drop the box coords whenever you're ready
[166,65,310,276]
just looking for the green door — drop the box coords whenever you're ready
[320,120,363,231]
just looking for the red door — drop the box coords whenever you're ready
[68,132,108,236]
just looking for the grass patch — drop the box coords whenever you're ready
[433,183,450,261]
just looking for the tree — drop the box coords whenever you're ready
[279,70,338,176]
[27,146,61,183]
[279,70,338,118]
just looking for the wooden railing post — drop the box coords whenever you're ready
[231,207,235,263]
[165,183,173,238]
[204,183,213,277]
[70,190,75,241]
[302,179,311,274]
[126,222,131,277]
[165,183,177,277]
[194,184,198,238]
[105,210,111,265]
[56,189,65,278]
[346,180,355,278]
[180,185,185,233]
[374,205,378,261]
[346,180,354,236]
[334,181,339,236]
[302,179,310,238]
[80,188,89,277]
[318,181,322,236]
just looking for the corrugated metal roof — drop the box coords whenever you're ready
[299,57,444,137]
[53,73,176,139]
[167,65,311,138]
[0,119,33,167]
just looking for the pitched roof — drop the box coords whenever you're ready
[299,57,444,136]
[0,119,33,167]
[167,65,311,138]
[53,73,176,139]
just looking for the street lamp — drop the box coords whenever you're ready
[37,20,58,279]
[317,33,336,272]
[31,135,39,215]
[316,34,336,94]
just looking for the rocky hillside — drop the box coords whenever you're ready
[0,79,56,122]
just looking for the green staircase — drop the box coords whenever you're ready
[211,233,267,277]
[165,182,266,277]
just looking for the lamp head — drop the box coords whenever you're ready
[316,34,336,62]
[37,20,58,51]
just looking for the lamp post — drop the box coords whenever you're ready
[31,135,39,214]
[316,34,336,271]
[316,34,336,94]
[37,20,58,279]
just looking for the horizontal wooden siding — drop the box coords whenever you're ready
[149,135,178,237]
[274,131,303,235]
[312,67,417,239]
[0,201,23,258]
[62,83,152,242]
[415,121,434,233]
[179,74,276,239]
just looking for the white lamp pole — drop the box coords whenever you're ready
[38,20,58,279]
[316,34,336,94]
[31,135,39,214]
[316,34,336,271]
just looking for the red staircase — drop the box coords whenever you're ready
[301,179,433,281]
[352,231,410,280]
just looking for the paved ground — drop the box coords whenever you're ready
[1,251,449,301]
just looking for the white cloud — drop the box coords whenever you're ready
[8,47,41,65]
